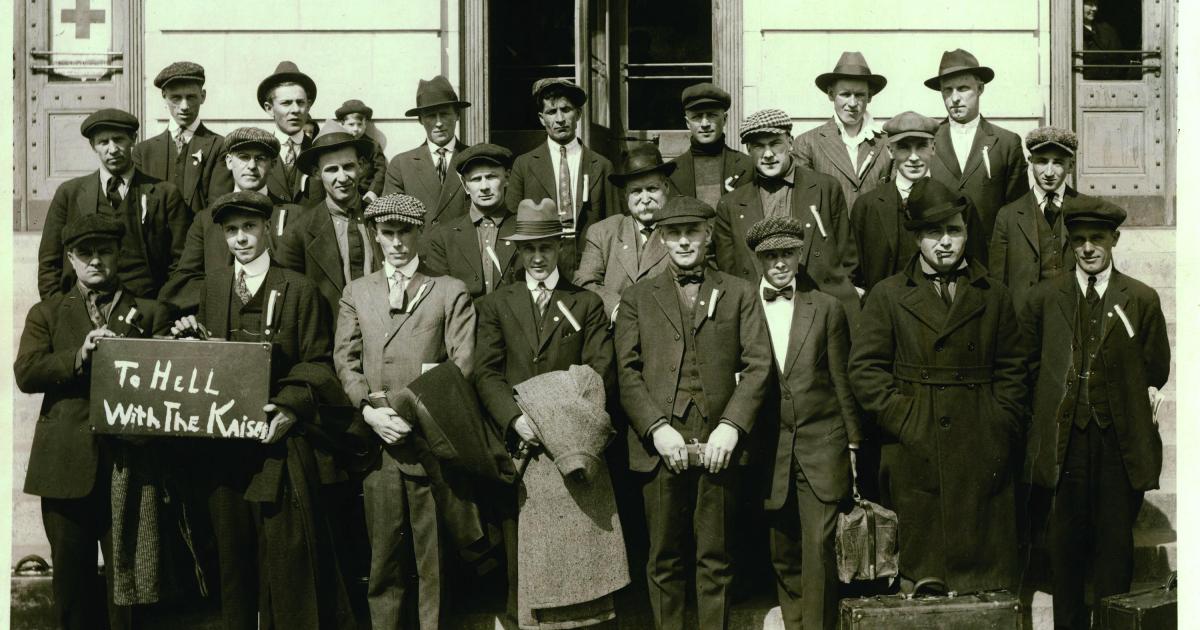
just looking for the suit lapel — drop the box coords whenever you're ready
[451,222,486,280]
[722,146,750,188]
[935,124,962,180]
[127,173,151,250]
[898,276,946,333]
[692,273,723,332]
[144,131,170,181]
[790,171,820,268]
[877,185,900,255]
[387,271,434,345]
[364,270,393,344]
[959,120,996,186]
[671,152,696,196]
[816,125,858,183]
[257,267,289,338]
[105,290,141,337]
[615,217,640,282]
[1100,273,1131,345]
[82,172,102,217]
[1016,191,1041,254]
[206,266,234,339]
[496,217,519,277]
[1055,276,1081,344]
[639,231,668,279]
[579,147,604,212]
[430,140,468,223]
[782,292,816,376]
[938,278,986,340]
[537,285,576,352]
[530,143,557,202]
[306,208,345,294]
[60,288,96,342]
[503,284,540,354]
[651,274,683,336]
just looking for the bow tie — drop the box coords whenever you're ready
[762,285,794,302]
[674,269,704,286]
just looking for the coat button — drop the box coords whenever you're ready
[934,342,944,352]
[669,366,676,372]
[940,416,951,428]
[967,342,976,351]
[674,334,681,340]
[938,385,946,391]
[532,356,541,363]
[956,374,964,381]
[782,392,791,400]
[666,396,673,403]
[815,251,821,257]
[921,371,929,380]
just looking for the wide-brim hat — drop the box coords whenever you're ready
[531,78,588,108]
[924,49,995,90]
[257,61,317,106]
[405,75,471,117]
[609,143,677,187]
[815,51,887,95]
[504,199,565,241]
[903,178,970,231]
[295,121,375,175]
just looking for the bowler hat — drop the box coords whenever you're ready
[504,199,565,242]
[154,61,205,89]
[531,78,588,108]
[453,143,514,174]
[883,111,939,144]
[815,51,887,95]
[80,108,139,139]
[745,216,805,253]
[1063,195,1126,228]
[62,214,125,249]
[681,82,731,111]
[257,61,317,106]
[608,143,676,187]
[924,49,995,90]
[1026,127,1078,156]
[405,75,471,117]
[211,190,273,224]
[653,195,715,227]
[295,121,375,175]
[903,179,970,231]
[334,99,374,121]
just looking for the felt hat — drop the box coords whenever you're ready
[903,178,970,231]
[608,143,676,187]
[334,99,373,121]
[504,199,564,241]
[405,75,471,117]
[815,51,887,95]
[294,121,374,175]
[924,49,995,90]
[257,61,317,106]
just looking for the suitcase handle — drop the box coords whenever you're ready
[13,554,50,577]
[1164,572,1177,591]
[907,577,952,599]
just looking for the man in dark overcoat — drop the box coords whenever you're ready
[848,181,1026,594]
[667,83,752,208]
[1019,197,1170,629]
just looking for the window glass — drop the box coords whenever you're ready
[1080,0,1143,80]
[626,0,712,130]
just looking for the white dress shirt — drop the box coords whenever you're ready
[427,139,458,168]
[546,136,583,220]
[167,117,202,145]
[99,166,135,201]
[526,268,560,294]
[1032,183,1066,219]
[275,128,306,164]
[894,171,925,201]
[385,255,421,290]
[759,277,796,370]
[234,251,271,297]
[833,113,883,175]
[948,115,981,173]
[1075,263,1112,299]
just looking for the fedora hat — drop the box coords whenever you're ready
[815,51,887,95]
[257,61,317,106]
[295,121,374,175]
[903,178,970,231]
[608,143,676,187]
[504,199,565,242]
[405,75,471,117]
[924,49,995,90]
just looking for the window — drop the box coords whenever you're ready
[1079,0,1143,81]
[624,0,712,131]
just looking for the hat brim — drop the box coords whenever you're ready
[257,72,317,106]
[608,161,677,187]
[295,136,375,175]
[405,100,472,117]
[683,98,730,111]
[751,235,805,253]
[740,127,793,143]
[903,200,968,231]
[655,215,712,227]
[212,204,272,225]
[82,122,138,139]
[923,66,995,90]
[887,130,936,144]
[224,139,280,158]
[1064,215,1122,228]
[1027,140,1076,156]
[336,107,374,120]
[815,73,887,95]
[365,214,423,226]
[454,155,511,174]
[504,232,565,242]
[534,83,588,107]
[156,74,206,89]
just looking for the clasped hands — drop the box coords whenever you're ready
[651,422,739,474]
[364,405,414,445]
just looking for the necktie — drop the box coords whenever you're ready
[558,145,574,229]
[1086,275,1100,306]
[675,269,704,286]
[535,282,551,317]
[105,175,124,211]
[1044,191,1058,228]
[436,147,448,183]
[390,271,408,312]
[927,271,961,307]
[174,127,187,153]
[236,269,252,305]
[283,139,297,167]
[86,290,114,328]
[479,216,497,291]
[763,285,794,302]
[347,213,366,281]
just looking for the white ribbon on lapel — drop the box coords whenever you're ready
[582,174,589,203]
[191,149,203,166]
[276,208,287,237]
[486,245,502,272]
[1113,304,1135,338]
[556,300,581,332]
[724,174,741,192]
[808,205,827,239]
[141,194,149,224]
[264,289,280,335]
[407,282,430,314]
[856,151,875,179]
[982,145,992,179]
[300,174,309,192]
[707,288,720,319]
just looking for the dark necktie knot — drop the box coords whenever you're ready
[1086,275,1100,305]
[675,269,704,286]
[762,285,794,302]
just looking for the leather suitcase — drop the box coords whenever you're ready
[839,579,1020,629]
[1099,573,1177,630]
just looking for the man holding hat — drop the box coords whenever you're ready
[926,49,1027,245]
[1018,197,1169,630]
[38,108,190,301]
[668,82,753,209]
[426,143,522,300]
[133,61,228,213]
[258,60,324,205]
[17,214,172,630]
[714,108,861,321]
[794,52,892,210]
[849,181,1025,594]
[383,75,472,229]
[576,142,674,319]
[615,196,770,630]
[507,78,618,281]
[334,193,475,630]
[990,127,1081,312]
[334,99,388,204]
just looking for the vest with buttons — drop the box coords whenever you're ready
[1035,206,1070,281]
[672,284,709,420]
[1072,287,1111,428]
[227,282,265,343]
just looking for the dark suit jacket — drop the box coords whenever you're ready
[38,169,190,300]
[1019,271,1170,491]
[382,140,470,229]
[988,188,1077,311]
[714,165,861,317]
[667,145,754,198]
[929,116,1028,244]
[133,123,227,213]
[424,210,521,301]
[573,214,670,317]
[472,279,614,434]
[793,119,892,210]
[759,286,860,508]
[615,270,772,472]
[258,134,325,207]
[15,287,172,498]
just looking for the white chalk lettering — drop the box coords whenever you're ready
[158,401,179,431]
[204,370,219,396]
[173,375,184,393]
[151,360,172,391]
[113,360,139,388]
[209,399,238,437]
[103,400,136,427]
[187,368,200,394]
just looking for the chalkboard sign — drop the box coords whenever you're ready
[90,338,273,439]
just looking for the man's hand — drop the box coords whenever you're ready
[703,423,739,473]
[652,424,688,474]
[79,326,117,366]
[363,405,413,444]
[261,403,298,444]
[513,413,540,446]
[170,315,210,340]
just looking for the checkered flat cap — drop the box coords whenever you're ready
[223,127,281,157]
[154,61,206,89]
[739,109,793,142]
[364,193,426,226]
[745,216,805,252]
[1026,126,1078,156]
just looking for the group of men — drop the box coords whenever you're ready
[16,46,1170,630]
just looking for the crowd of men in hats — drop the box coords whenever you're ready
[15,46,1170,630]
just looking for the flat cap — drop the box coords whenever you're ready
[653,195,715,226]
[883,111,938,144]
[62,214,125,249]
[739,109,792,142]
[335,99,373,121]
[211,191,274,224]
[1026,126,1078,156]
[903,179,969,231]
[154,61,205,89]
[453,143,514,174]
[531,78,588,107]
[364,193,426,226]
[80,108,139,139]
[1063,195,1126,228]
[222,127,281,157]
[681,82,731,111]
[745,216,805,253]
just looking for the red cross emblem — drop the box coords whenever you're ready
[62,0,106,39]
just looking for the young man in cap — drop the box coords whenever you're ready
[506,78,618,281]
[258,60,324,205]
[668,82,753,209]
[335,99,388,204]
[334,193,475,630]
[17,214,172,630]
[472,198,614,619]
[848,182,1025,595]
[747,215,859,630]
[383,75,472,229]
[926,49,1027,245]
[793,52,892,210]
[133,61,229,213]
[170,190,355,630]
[990,127,1080,312]
[425,143,522,300]
[1019,198,1169,630]
[38,108,190,301]
[576,143,674,320]
[714,108,861,321]
[615,195,771,630]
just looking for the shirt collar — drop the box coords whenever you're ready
[234,182,270,196]
[526,268,560,292]
[470,204,510,225]
[758,276,796,294]
[234,251,271,278]
[99,165,135,190]
[949,115,981,134]
[385,255,421,280]
[894,171,926,193]
[324,194,360,219]
[546,135,582,155]
[919,255,968,276]
[1075,263,1113,295]
[168,117,202,136]
[77,281,118,300]
[1032,183,1067,207]
[427,138,457,158]
[274,127,305,147]
[832,113,882,143]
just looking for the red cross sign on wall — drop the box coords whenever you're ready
[62,0,106,39]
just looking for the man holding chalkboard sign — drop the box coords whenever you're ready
[170,190,355,630]
[15,214,173,630]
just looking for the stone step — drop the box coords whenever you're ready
[1132,530,1176,582]
[1113,227,1176,253]
[1113,252,1175,289]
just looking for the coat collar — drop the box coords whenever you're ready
[898,255,990,338]
[205,264,289,340]
[814,118,884,184]
[782,286,817,376]
[936,116,998,184]
[450,210,518,279]
[529,138,604,208]
[615,216,667,281]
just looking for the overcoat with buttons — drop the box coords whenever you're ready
[848,255,1026,593]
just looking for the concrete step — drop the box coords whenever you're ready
[1132,530,1176,582]
[1114,227,1176,254]
[1114,252,1175,289]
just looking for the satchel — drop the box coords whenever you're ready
[835,453,900,583]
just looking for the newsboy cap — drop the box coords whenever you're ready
[745,216,805,253]
[653,195,715,226]
[883,111,939,144]
[453,143,514,174]
[1063,195,1126,228]
[904,179,970,231]
[364,193,426,226]
[63,214,126,249]
[80,108,139,139]
[334,99,374,121]
[681,82,731,111]
[1026,127,1078,156]
[532,78,588,108]
[154,61,206,89]
[222,127,281,157]
[739,109,793,142]
[211,190,274,224]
